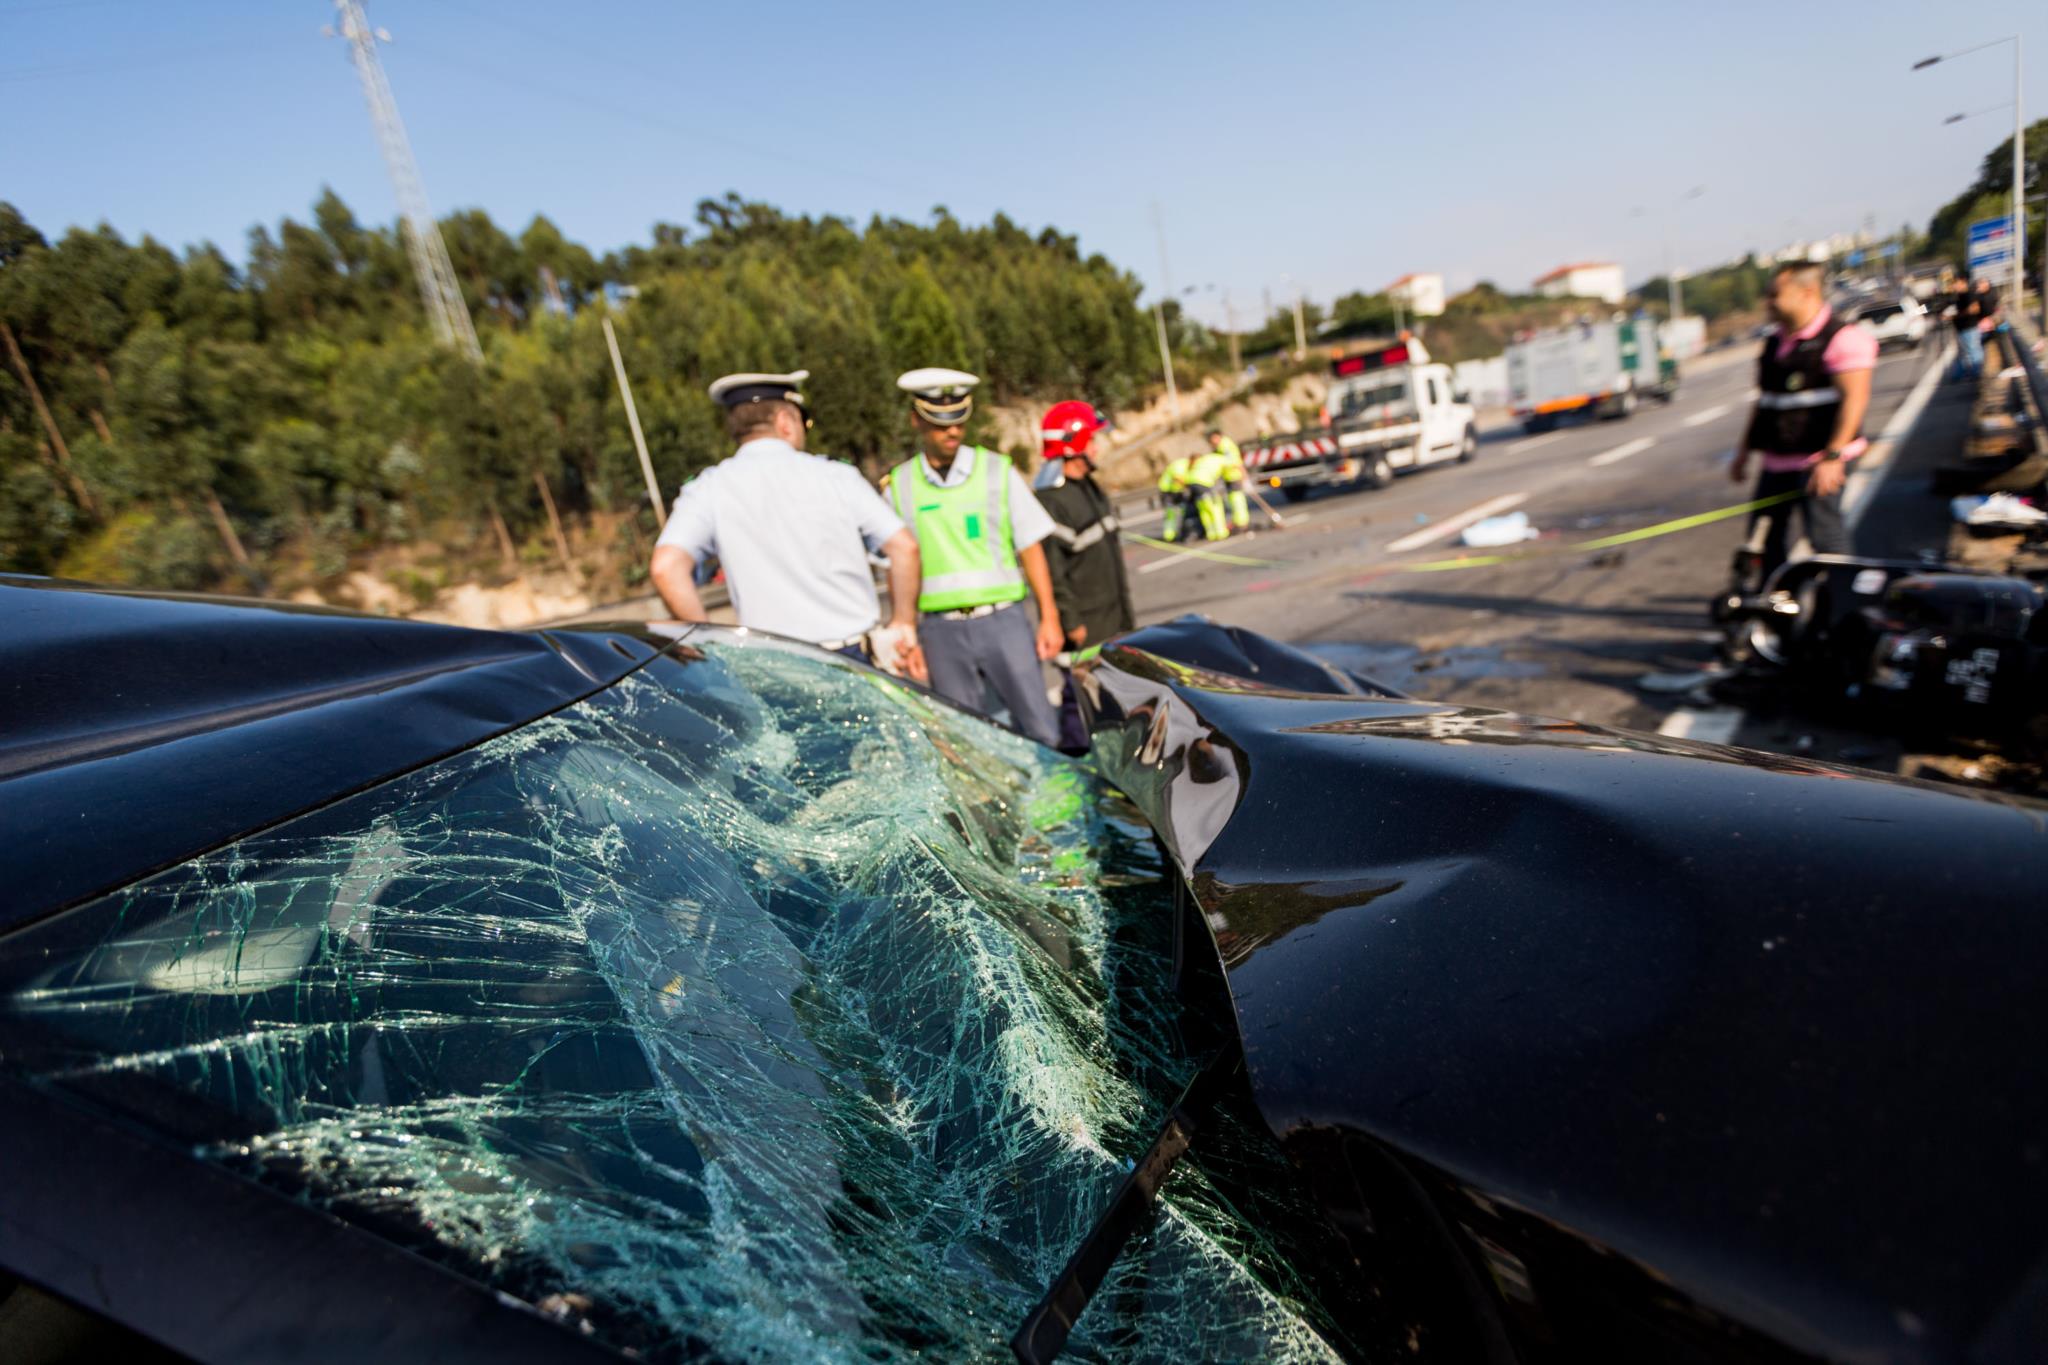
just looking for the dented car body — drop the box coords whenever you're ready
[1077,617,2048,1363]
[1,579,2043,1364]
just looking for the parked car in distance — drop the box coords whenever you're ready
[1853,295,1929,350]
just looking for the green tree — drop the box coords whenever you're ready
[1,191,1178,595]
[884,259,969,374]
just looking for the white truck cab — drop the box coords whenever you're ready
[1242,338,1478,497]
[1324,339,1479,480]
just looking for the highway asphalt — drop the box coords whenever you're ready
[1122,340,1954,742]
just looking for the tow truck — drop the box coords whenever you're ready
[1239,338,1477,502]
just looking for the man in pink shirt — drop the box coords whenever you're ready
[1730,262,1876,578]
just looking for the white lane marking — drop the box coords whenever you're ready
[1136,549,1205,575]
[1843,338,1951,533]
[1657,707,1743,744]
[1588,437,1655,467]
[1384,492,1528,553]
[1681,402,1732,428]
[1506,432,1564,454]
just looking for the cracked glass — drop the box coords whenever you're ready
[0,632,1356,1362]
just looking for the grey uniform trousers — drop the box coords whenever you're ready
[919,603,1061,748]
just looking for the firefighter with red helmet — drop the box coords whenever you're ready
[1034,400,1136,750]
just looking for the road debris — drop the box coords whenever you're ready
[1461,511,1539,548]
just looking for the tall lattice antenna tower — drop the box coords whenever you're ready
[330,0,482,362]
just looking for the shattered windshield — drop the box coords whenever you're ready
[0,632,1353,1362]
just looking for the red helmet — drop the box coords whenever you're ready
[1041,400,1106,459]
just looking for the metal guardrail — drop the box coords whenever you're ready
[2006,308,2048,442]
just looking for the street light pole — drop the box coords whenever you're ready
[1915,36,2024,313]
[1669,186,1705,320]
[1666,226,1681,321]
[2016,35,2027,322]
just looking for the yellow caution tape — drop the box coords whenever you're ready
[1124,489,1807,580]
[1124,531,1283,567]
[1396,490,1804,573]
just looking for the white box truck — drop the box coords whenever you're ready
[1506,317,1677,433]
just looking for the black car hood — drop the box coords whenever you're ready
[1076,617,2048,1364]
[0,576,658,925]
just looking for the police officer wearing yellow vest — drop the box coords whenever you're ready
[885,368,1064,747]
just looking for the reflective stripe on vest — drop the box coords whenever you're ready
[890,447,1027,612]
[1755,388,1843,410]
[1047,514,1118,552]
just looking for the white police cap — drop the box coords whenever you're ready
[896,367,979,424]
[708,370,810,411]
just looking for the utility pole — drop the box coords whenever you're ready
[1282,277,1307,358]
[1151,201,1175,301]
[538,266,567,317]
[604,317,668,522]
[1153,305,1180,423]
[332,0,481,363]
[1223,292,1241,373]
[1151,203,1181,421]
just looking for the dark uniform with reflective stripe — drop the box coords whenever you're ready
[1744,314,1852,577]
[1035,467,1136,752]
[1036,471,1135,648]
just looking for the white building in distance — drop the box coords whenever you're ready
[1386,272,1445,318]
[1533,262,1625,305]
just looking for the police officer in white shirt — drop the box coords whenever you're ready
[650,370,926,678]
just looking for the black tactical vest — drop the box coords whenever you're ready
[1745,313,1848,455]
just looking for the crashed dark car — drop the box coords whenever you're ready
[2,576,2044,1365]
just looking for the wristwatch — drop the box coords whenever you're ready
[1819,448,1842,462]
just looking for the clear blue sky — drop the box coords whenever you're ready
[3,0,2041,326]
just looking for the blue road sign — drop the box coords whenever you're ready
[1968,216,2015,283]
